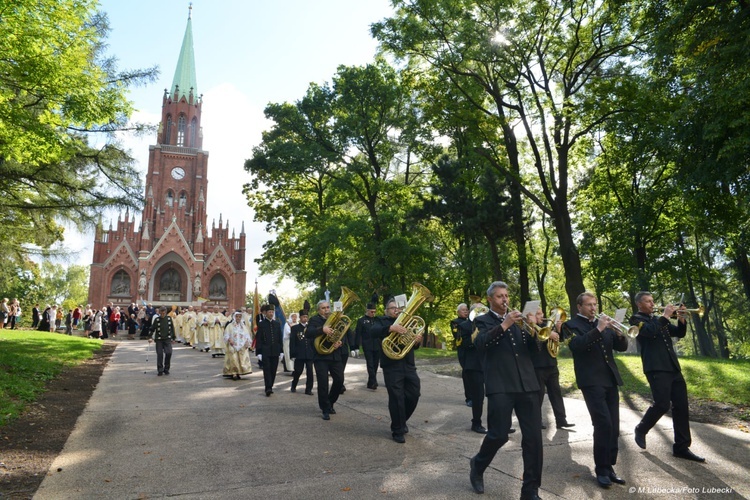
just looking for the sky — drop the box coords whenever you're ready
[67,0,395,299]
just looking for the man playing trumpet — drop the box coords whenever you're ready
[630,292,705,463]
[566,292,628,488]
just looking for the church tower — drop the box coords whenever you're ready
[88,7,247,309]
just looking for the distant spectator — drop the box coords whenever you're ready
[1,298,9,328]
[32,304,40,329]
[64,310,73,335]
[72,306,82,329]
[38,306,52,332]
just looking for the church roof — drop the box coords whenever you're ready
[171,6,198,100]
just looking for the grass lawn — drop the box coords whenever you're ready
[0,330,103,426]
[555,351,750,419]
[414,346,457,359]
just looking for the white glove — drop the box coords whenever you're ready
[350,350,356,357]
[257,354,262,361]
[279,352,284,361]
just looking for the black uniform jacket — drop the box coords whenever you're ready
[305,313,344,361]
[451,317,471,367]
[566,314,628,388]
[356,315,380,352]
[457,317,482,371]
[290,323,315,361]
[151,316,175,341]
[630,312,686,374]
[473,311,540,395]
[370,315,419,370]
[257,317,283,357]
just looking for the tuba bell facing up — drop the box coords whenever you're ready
[314,287,360,355]
[545,307,567,358]
[382,283,434,360]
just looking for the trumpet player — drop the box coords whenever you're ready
[451,304,473,407]
[630,292,705,462]
[306,300,345,420]
[566,292,628,488]
[527,308,574,431]
[469,282,542,499]
[371,298,422,444]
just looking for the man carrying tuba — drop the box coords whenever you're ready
[305,300,345,420]
[371,296,423,444]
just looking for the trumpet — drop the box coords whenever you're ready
[518,316,551,341]
[653,304,704,318]
[595,313,639,338]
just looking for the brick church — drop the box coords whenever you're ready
[87,10,247,309]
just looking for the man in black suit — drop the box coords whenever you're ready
[371,298,422,444]
[528,307,574,431]
[566,292,628,488]
[306,300,345,420]
[457,304,486,434]
[257,304,283,396]
[451,303,473,406]
[469,281,542,499]
[356,303,380,389]
[290,310,314,395]
[630,292,705,462]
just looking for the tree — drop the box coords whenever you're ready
[0,0,157,268]
[373,0,650,309]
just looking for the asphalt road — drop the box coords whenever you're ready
[34,341,750,499]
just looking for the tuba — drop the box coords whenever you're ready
[382,283,434,360]
[545,307,567,358]
[468,295,489,322]
[314,287,360,355]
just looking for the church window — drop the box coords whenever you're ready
[110,270,131,296]
[208,275,227,299]
[177,114,186,146]
[190,117,197,147]
[165,115,172,145]
[179,191,187,207]
[166,190,174,207]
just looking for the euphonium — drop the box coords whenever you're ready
[546,307,567,358]
[382,283,434,360]
[314,287,360,355]
[468,295,489,321]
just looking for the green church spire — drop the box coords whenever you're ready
[171,4,198,100]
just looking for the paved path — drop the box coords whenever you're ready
[34,341,749,499]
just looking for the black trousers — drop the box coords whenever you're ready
[262,355,279,392]
[314,358,344,412]
[363,348,380,388]
[464,369,485,426]
[473,391,542,497]
[154,340,172,374]
[640,370,691,453]
[535,366,567,425]
[581,385,620,476]
[292,358,314,393]
[382,364,421,435]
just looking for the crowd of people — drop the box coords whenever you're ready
[9,282,706,499]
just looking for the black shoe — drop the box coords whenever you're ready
[322,412,330,420]
[609,472,626,484]
[469,457,484,494]
[305,391,314,396]
[164,371,169,375]
[471,424,488,434]
[340,386,346,394]
[392,433,405,444]
[634,425,647,449]
[329,407,336,415]
[673,449,705,462]
[557,422,575,429]
[291,386,297,393]
[466,400,473,407]
[508,428,516,434]
[157,372,163,376]
[403,424,409,434]
[520,494,542,500]
[265,390,272,397]
[596,474,612,488]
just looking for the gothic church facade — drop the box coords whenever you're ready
[87,12,246,308]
